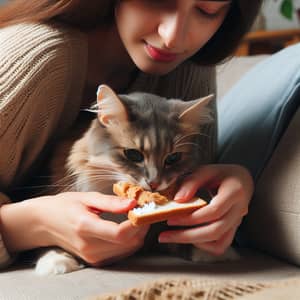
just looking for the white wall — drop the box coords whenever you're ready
[262,0,300,30]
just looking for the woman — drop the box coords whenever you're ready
[0,0,262,269]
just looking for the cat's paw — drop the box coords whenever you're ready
[35,250,84,276]
[191,246,240,263]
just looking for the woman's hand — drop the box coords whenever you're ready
[0,192,149,266]
[158,164,254,255]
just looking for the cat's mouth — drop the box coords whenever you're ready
[139,178,178,198]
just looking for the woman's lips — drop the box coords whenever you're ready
[145,44,178,62]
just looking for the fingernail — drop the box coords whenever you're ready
[158,236,168,243]
[158,233,171,243]
[174,192,186,201]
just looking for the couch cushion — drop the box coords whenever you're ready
[1,250,300,300]
[244,107,300,265]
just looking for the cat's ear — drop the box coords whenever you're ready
[178,94,214,124]
[96,84,128,127]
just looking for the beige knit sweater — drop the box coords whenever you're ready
[0,22,216,268]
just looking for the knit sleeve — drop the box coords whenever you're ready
[0,23,87,268]
[0,193,12,268]
[0,23,87,188]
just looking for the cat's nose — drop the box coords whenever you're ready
[148,181,160,191]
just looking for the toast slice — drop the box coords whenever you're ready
[128,197,207,226]
[113,182,207,226]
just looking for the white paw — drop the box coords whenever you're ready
[35,249,84,276]
[191,246,240,263]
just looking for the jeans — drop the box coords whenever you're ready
[217,43,300,182]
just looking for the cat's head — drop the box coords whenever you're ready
[85,85,214,193]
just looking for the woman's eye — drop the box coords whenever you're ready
[196,8,220,19]
[165,152,182,166]
[124,149,144,163]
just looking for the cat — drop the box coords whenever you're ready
[35,85,238,276]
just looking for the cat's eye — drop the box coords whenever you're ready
[165,152,182,166]
[124,149,144,163]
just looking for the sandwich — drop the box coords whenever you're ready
[113,181,207,226]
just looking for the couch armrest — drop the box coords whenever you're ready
[243,107,300,266]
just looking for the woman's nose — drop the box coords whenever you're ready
[158,13,187,49]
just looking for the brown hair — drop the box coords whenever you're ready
[0,0,262,65]
[196,0,263,65]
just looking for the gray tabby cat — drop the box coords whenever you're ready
[35,85,238,275]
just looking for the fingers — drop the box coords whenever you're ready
[160,205,242,245]
[169,171,248,226]
[168,185,236,226]
[168,194,233,226]
[78,213,149,244]
[78,192,137,213]
[193,227,237,256]
[71,218,149,264]
[174,164,253,205]
[77,230,147,266]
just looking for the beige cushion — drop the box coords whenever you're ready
[216,55,269,99]
[244,107,300,265]
[1,251,300,300]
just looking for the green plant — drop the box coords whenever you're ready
[278,0,294,20]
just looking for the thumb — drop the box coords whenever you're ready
[82,192,137,213]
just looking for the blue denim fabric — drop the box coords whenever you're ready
[216,43,300,247]
[217,43,300,182]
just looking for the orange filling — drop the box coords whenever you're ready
[113,182,169,206]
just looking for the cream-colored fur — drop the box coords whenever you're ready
[35,249,83,276]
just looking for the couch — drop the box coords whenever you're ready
[1,54,299,300]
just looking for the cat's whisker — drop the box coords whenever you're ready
[176,142,200,146]
[70,174,123,186]
[175,142,202,149]
[85,167,121,174]
[68,165,124,177]
[62,170,127,190]
[75,171,124,179]
[174,131,202,142]
[12,184,71,191]
[174,132,209,146]
[65,171,135,191]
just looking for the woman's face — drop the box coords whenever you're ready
[115,0,231,75]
